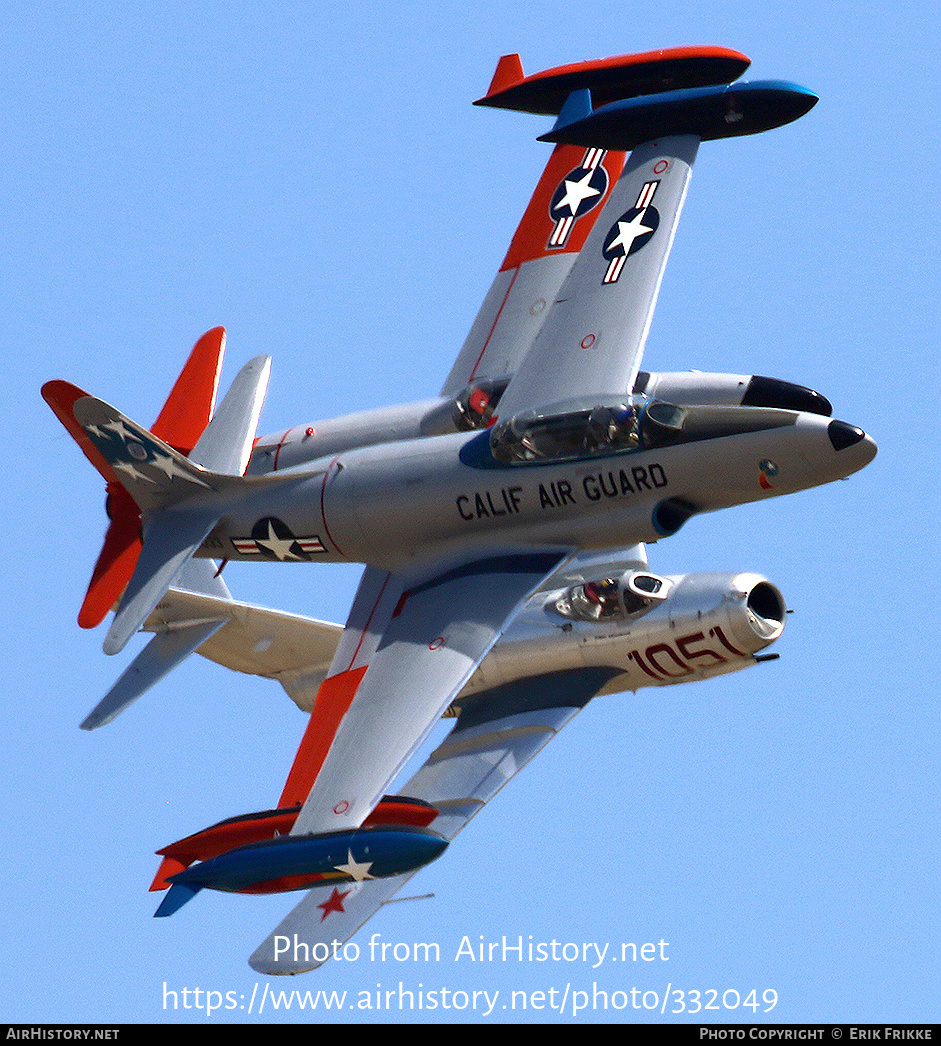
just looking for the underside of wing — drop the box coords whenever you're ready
[146,586,343,709]
[440,144,625,397]
[279,552,570,838]
[249,876,414,974]
[492,78,817,418]
[441,47,758,406]
[251,665,615,974]
[493,134,699,418]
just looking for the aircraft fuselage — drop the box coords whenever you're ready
[202,405,875,573]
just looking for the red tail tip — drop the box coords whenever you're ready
[485,53,525,97]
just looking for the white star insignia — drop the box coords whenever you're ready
[255,520,304,561]
[149,451,209,486]
[113,460,155,484]
[607,209,655,256]
[554,168,602,216]
[334,849,375,882]
[101,418,136,442]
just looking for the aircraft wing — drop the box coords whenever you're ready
[440,143,625,396]
[492,133,698,418]
[278,552,569,839]
[250,667,609,974]
[440,47,753,399]
[142,585,342,711]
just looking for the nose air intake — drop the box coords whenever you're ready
[746,581,787,636]
[827,420,867,451]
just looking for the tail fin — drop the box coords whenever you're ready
[154,882,203,917]
[152,327,226,455]
[69,392,220,514]
[41,328,226,629]
[71,398,231,655]
[46,354,273,657]
[189,355,270,474]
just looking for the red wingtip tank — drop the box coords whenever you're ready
[474,46,752,115]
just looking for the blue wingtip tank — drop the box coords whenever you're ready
[154,825,449,917]
[539,80,818,151]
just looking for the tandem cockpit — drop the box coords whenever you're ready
[487,396,796,466]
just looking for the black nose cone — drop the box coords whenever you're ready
[827,420,866,451]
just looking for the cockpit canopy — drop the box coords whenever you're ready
[489,395,684,464]
[488,395,795,466]
[554,570,672,622]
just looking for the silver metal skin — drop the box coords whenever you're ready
[203,403,875,572]
[244,370,833,475]
[46,56,876,973]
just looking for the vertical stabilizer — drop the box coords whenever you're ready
[41,328,227,628]
[47,352,274,658]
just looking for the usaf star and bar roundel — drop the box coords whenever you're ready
[232,517,326,560]
[547,147,610,249]
[601,179,660,283]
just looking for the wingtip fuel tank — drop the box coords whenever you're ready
[154,824,448,917]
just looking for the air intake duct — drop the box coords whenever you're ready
[652,498,697,536]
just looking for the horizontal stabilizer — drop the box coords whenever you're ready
[154,882,202,918]
[81,618,226,729]
[143,586,342,711]
[540,80,818,151]
[103,505,225,655]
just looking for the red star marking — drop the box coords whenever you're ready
[317,887,352,922]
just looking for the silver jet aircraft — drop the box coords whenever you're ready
[44,47,875,972]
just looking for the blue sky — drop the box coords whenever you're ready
[4,0,939,1025]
